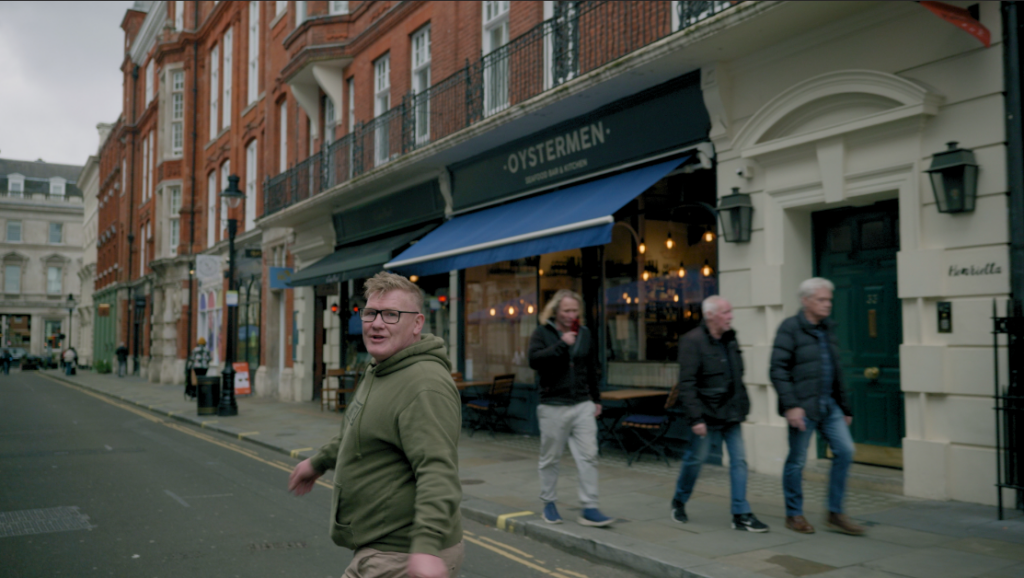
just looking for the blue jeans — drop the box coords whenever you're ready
[783,397,855,516]
[672,422,750,515]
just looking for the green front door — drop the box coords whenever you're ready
[814,200,904,467]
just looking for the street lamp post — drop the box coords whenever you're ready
[218,175,245,417]
[66,294,74,350]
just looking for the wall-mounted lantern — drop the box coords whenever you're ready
[925,141,979,213]
[717,187,754,243]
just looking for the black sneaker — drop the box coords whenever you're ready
[671,503,688,524]
[732,513,769,533]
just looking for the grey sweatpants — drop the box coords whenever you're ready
[537,401,600,509]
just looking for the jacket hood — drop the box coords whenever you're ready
[374,333,452,377]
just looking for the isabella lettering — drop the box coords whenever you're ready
[948,262,1002,276]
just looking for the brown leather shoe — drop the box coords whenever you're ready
[826,512,866,536]
[785,515,815,534]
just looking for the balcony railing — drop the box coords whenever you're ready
[264,0,737,217]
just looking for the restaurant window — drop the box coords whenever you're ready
[464,259,537,383]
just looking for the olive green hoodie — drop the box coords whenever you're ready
[308,334,462,556]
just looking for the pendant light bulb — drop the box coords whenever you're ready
[677,261,686,278]
[673,294,679,303]
[702,259,713,277]
[703,229,715,243]
[666,232,674,250]
[642,270,650,281]
[638,238,646,255]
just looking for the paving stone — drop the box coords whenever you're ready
[865,547,1020,578]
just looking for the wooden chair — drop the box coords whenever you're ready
[322,368,360,411]
[465,374,516,437]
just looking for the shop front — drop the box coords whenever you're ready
[287,180,450,401]
[387,72,715,434]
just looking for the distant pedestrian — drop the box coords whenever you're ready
[0,348,10,374]
[115,343,129,377]
[528,289,613,528]
[189,338,212,377]
[288,272,463,578]
[667,296,768,532]
[63,347,77,376]
[770,277,864,536]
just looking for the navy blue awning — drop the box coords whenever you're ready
[385,157,687,276]
[288,224,436,287]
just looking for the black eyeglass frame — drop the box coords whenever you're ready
[360,308,421,324]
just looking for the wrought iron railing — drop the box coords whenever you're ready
[263,0,738,217]
[993,299,1024,519]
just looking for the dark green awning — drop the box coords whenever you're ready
[287,224,436,287]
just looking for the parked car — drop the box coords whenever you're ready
[8,347,27,362]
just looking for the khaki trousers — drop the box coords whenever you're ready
[341,541,464,578]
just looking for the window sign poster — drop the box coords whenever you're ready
[233,362,251,395]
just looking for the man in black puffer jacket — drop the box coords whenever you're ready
[529,289,613,528]
[770,277,864,536]
[667,296,768,532]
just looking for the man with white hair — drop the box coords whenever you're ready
[667,295,768,531]
[770,277,863,536]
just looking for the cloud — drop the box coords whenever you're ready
[0,1,135,168]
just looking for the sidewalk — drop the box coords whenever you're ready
[40,369,1024,578]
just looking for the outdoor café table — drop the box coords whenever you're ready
[598,388,670,452]
[456,380,493,390]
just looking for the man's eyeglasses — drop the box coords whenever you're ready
[360,308,419,324]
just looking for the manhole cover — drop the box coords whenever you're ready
[460,479,485,485]
[0,506,93,538]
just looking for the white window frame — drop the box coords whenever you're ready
[346,77,355,178]
[248,1,260,105]
[330,1,349,15]
[543,1,578,90]
[279,100,288,172]
[171,70,185,156]
[276,0,287,17]
[174,0,184,30]
[210,44,220,140]
[220,160,231,241]
[373,53,391,166]
[323,96,335,146]
[140,222,147,275]
[5,265,21,294]
[296,1,306,25]
[47,266,62,295]
[49,177,66,196]
[411,25,431,145]
[169,185,181,257]
[148,131,155,200]
[222,28,233,129]
[145,62,154,104]
[482,1,510,117]
[142,135,150,202]
[245,140,258,231]
[49,222,63,244]
[7,174,24,196]
[121,160,126,196]
[207,170,217,248]
[6,220,22,243]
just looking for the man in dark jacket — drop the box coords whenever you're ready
[667,297,765,532]
[528,289,613,528]
[770,277,863,536]
[668,296,768,532]
[115,343,129,377]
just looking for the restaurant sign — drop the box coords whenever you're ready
[451,72,709,211]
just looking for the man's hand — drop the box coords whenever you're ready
[408,553,447,578]
[288,458,322,496]
[691,423,707,437]
[844,415,853,427]
[560,331,577,346]
[593,403,602,418]
[785,407,806,431]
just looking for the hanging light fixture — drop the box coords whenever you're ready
[702,259,714,277]
[672,294,679,303]
[489,308,496,316]
[638,238,646,254]
[409,275,419,283]
[666,232,674,249]
[677,261,686,278]
[622,292,629,300]
[507,306,516,316]
[539,269,544,276]
[717,187,754,243]
[703,229,715,243]
[527,304,535,314]
[926,141,979,213]
[642,270,650,281]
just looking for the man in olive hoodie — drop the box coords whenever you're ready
[289,272,463,578]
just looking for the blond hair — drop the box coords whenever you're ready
[363,271,424,313]
[539,289,584,325]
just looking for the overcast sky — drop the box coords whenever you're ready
[0,1,135,168]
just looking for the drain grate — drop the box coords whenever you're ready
[248,541,308,551]
[0,506,93,538]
